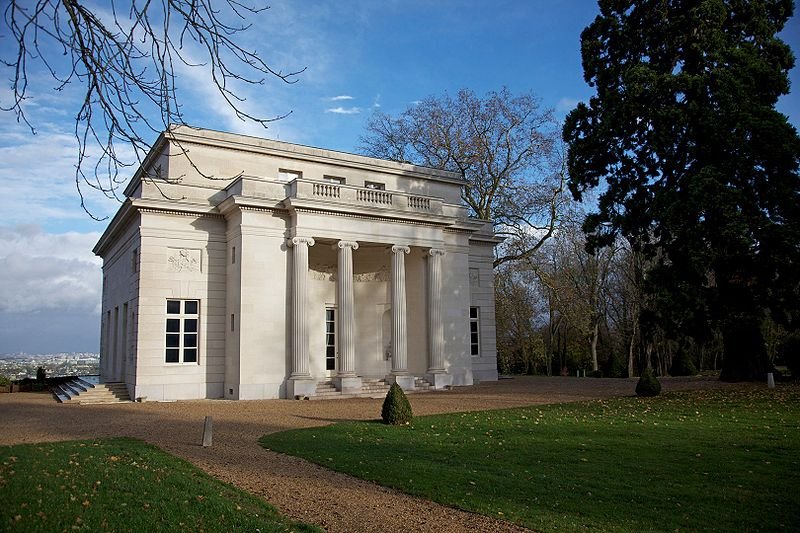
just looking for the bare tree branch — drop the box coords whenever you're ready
[359,87,568,267]
[1,0,305,218]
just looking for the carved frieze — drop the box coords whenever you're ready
[167,248,201,273]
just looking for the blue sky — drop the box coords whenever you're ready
[0,0,798,353]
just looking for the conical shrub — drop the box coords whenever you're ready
[381,383,413,425]
[636,368,661,397]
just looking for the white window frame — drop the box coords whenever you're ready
[165,299,199,364]
[470,306,481,357]
[325,307,337,371]
[364,181,385,190]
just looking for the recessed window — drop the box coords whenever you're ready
[364,181,385,190]
[323,175,346,184]
[165,299,199,364]
[231,246,236,264]
[470,307,480,357]
[278,169,302,182]
[325,307,336,371]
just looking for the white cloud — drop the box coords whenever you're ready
[0,225,102,314]
[0,120,123,226]
[556,97,581,113]
[325,107,361,115]
[328,95,354,101]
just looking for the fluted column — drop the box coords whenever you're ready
[336,240,359,376]
[427,248,446,373]
[390,245,411,374]
[288,236,315,378]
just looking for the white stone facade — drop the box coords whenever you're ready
[94,126,500,400]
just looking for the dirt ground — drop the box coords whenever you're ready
[0,376,738,532]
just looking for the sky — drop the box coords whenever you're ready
[0,0,798,353]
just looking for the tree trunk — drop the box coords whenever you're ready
[590,321,599,372]
[720,315,770,381]
[627,324,637,378]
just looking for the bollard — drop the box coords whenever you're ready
[202,416,213,447]
[767,372,775,389]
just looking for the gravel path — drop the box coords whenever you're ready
[0,376,737,532]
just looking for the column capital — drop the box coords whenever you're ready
[336,240,359,250]
[390,245,410,255]
[428,248,446,257]
[288,236,315,247]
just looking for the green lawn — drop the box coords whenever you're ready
[0,437,318,532]
[261,386,800,532]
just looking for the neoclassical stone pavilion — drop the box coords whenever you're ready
[94,126,500,400]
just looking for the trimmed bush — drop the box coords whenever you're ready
[636,368,661,397]
[381,383,413,425]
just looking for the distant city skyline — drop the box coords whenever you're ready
[1,1,798,353]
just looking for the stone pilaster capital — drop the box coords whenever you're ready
[288,236,315,248]
[336,240,359,250]
[428,248,446,257]
[390,245,411,255]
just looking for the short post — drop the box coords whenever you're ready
[767,372,775,389]
[202,416,213,447]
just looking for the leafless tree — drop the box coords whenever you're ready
[1,0,304,218]
[360,87,566,267]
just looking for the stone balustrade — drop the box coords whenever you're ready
[290,179,443,216]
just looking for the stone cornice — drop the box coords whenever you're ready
[166,125,464,185]
[289,205,448,229]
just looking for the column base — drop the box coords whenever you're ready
[426,371,452,390]
[333,376,363,394]
[286,378,316,399]
[386,374,416,391]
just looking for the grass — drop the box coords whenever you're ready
[260,386,800,532]
[0,437,318,532]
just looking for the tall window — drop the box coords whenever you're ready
[166,300,199,363]
[469,307,481,357]
[325,308,336,370]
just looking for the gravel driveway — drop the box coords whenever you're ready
[0,376,736,532]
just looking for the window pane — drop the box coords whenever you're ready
[165,349,179,363]
[184,334,197,348]
[471,332,479,344]
[183,349,197,363]
[326,333,335,345]
[166,319,181,333]
[166,334,180,348]
[471,344,479,356]
[470,322,478,334]
[167,300,181,314]
[326,322,335,334]
[184,301,198,314]
[184,319,198,333]
[326,309,334,320]
[470,307,478,319]
[326,346,336,358]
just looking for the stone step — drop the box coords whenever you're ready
[54,379,132,404]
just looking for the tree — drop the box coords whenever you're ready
[360,88,567,267]
[564,0,800,381]
[1,0,303,217]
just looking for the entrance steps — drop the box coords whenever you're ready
[310,377,435,400]
[53,377,131,404]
